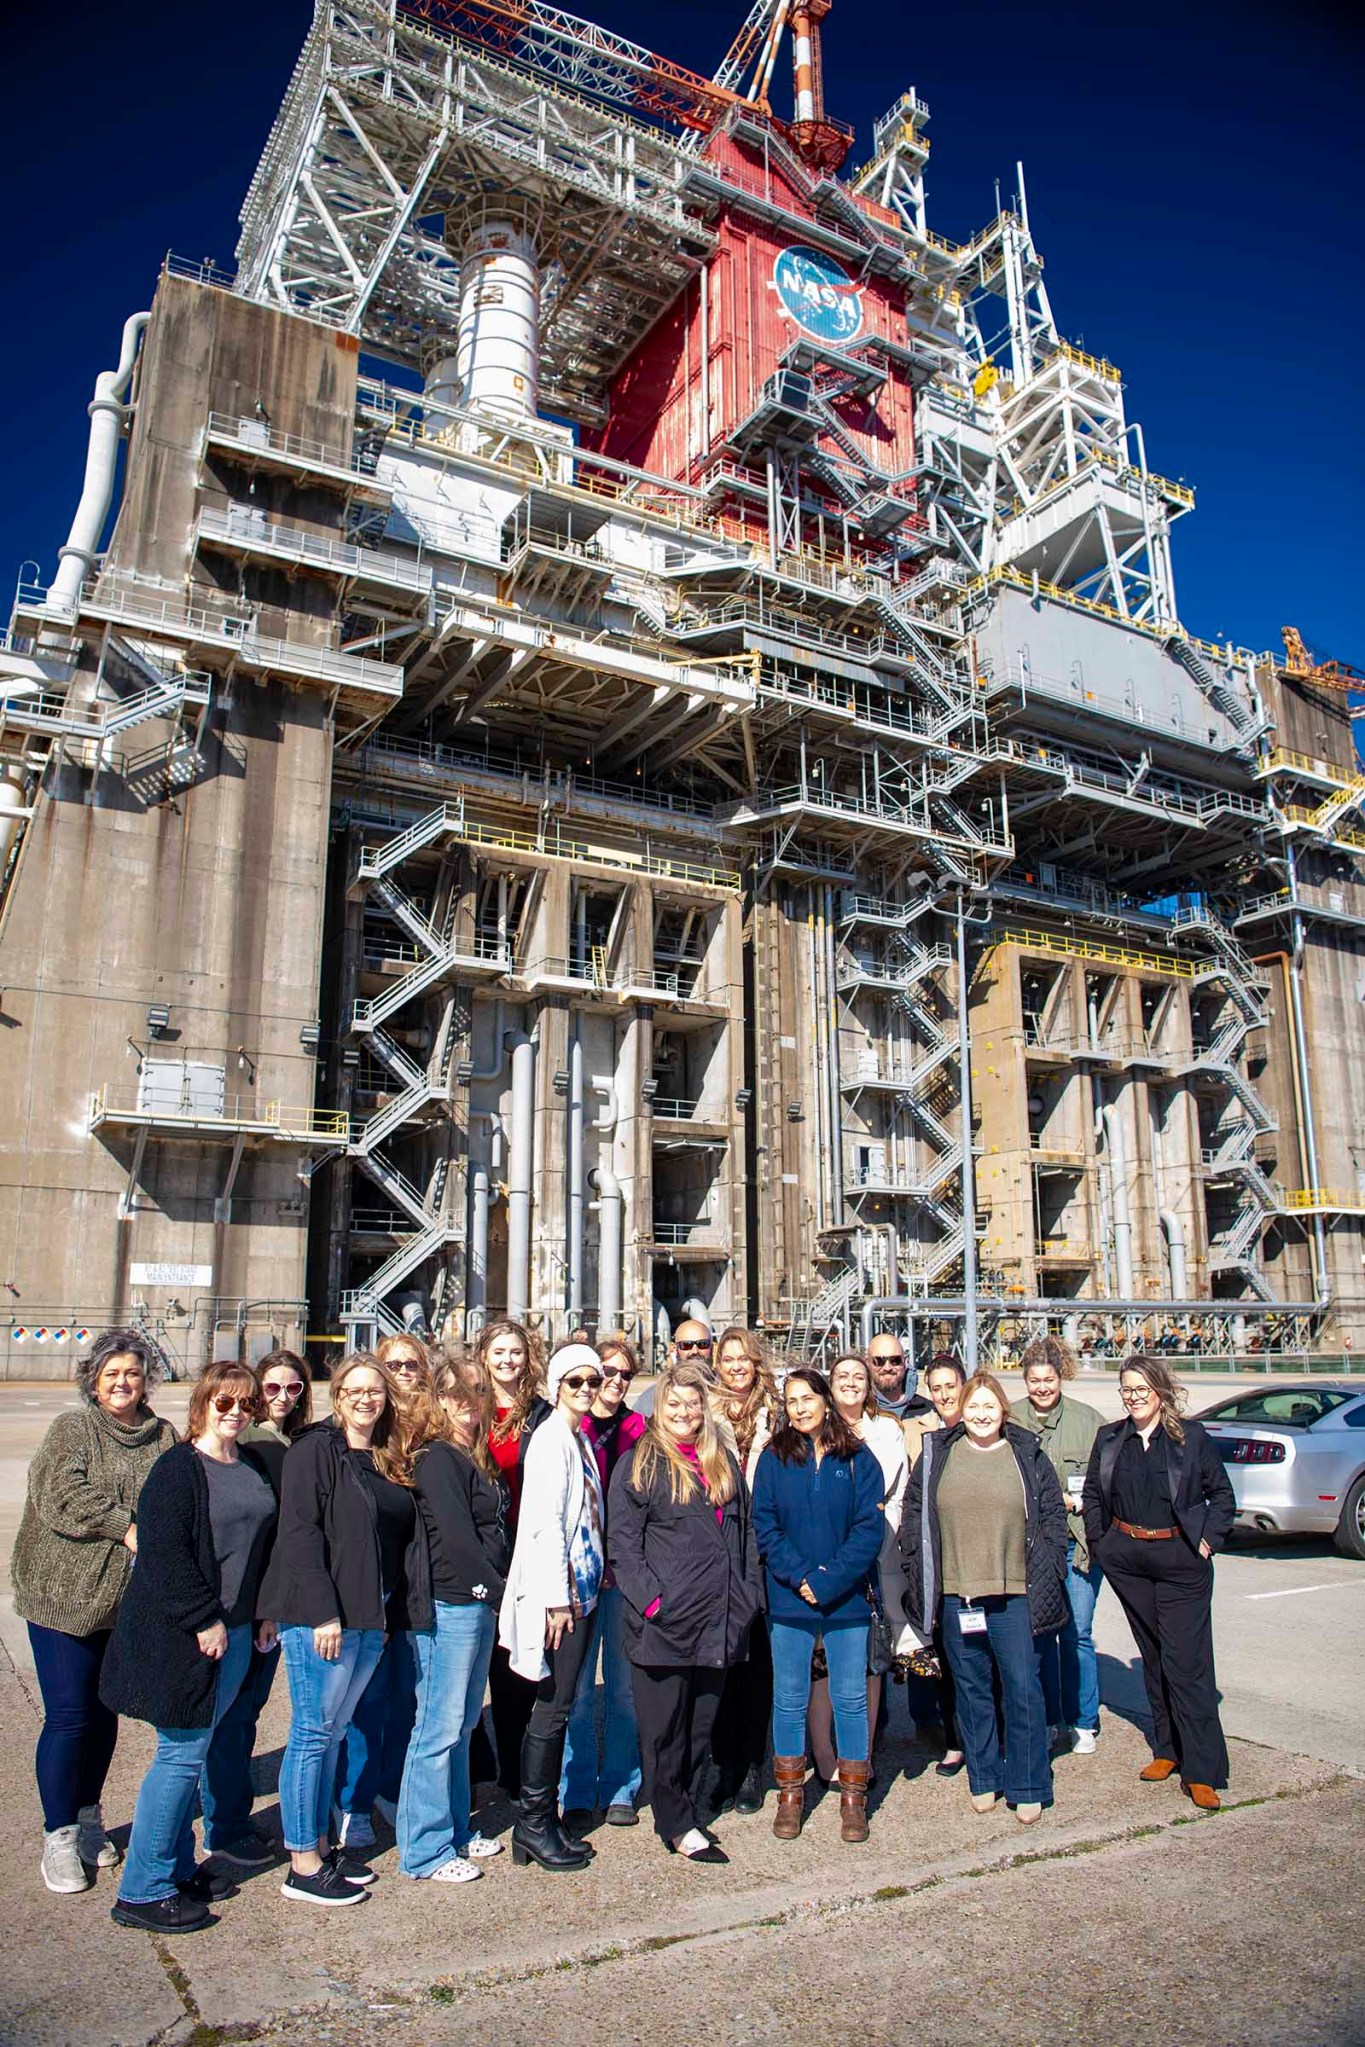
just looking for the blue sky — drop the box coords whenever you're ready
[2,0,1360,671]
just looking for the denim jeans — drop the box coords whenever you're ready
[1037,1544,1104,1733]
[200,1643,281,1848]
[278,1626,385,1852]
[397,1602,497,1876]
[335,1630,419,1816]
[768,1615,869,1763]
[560,1586,642,1811]
[27,1622,120,1832]
[119,1626,253,1904]
[943,1593,1052,1808]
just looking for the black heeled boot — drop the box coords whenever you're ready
[511,1730,592,1871]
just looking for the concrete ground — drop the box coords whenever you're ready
[1,1377,1362,2046]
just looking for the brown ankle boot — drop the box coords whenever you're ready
[838,1759,870,1843]
[1139,1758,1178,1782]
[771,1755,806,1839]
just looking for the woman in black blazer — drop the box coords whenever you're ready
[608,1364,763,1863]
[101,1362,277,1935]
[1083,1356,1235,1809]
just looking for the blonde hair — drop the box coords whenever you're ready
[377,1331,434,1397]
[632,1362,737,1507]
[1119,1354,1187,1444]
[711,1324,778,1460]
[960,1370,1011,1427]
[431,1351,499,1481]
[331,1352,410,1485]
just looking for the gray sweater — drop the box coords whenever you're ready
[11,1404,177,1636]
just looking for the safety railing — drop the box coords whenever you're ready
[203,411,391,493]
[195,507,431,593]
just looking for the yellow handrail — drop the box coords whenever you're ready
[995,925,1195,979]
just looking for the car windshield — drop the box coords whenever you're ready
[1197,1389,1353,1429]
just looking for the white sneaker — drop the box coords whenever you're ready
[333,1807,376,1851]
[460,1833,503,1859]
[371,1794,398,1829]
[1071,1727,1099,1755]
[41,1825,91,1894]
[77,1803,121,1868]
[429,1855,481,1884]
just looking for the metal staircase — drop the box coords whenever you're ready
[1164,634,1265,750]
[787,1266,860,1360]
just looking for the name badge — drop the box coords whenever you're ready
[958,1606,987,1637]
[1065,1474,1085,1505]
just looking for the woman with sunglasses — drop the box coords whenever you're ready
[333,1332,434,1851]
[609,1363,762,1863]
[499,1344,606,1870]
[260,1353,431,1907]
[102,1363,278,1934]
[478,1319,551,1804]
[559,1337,647,1833]
[199,1351,312,1869]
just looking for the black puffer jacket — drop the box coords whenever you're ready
[899,1422,1068,1639]
[100,1443,275,1729]
[257,1421,432,1632]
[608,1446,763,1669]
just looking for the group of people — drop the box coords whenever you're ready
[13,1314,1236,1932]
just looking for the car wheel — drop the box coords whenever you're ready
[1333,1474,1365,1561]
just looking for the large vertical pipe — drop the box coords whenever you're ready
[1160,1211,1188,1300]
[956,892,979,1370]
[505,1026,536,1323]
[464,1112,501,1333]
[454,216,539,421]
[790,1,817,125]
[592,1077,622,1334]
[1285,845,1331,1301]
[47,311,151,616]
[1101,1095,1134,1299]
[567,1018,585,1321]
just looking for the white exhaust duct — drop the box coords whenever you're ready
[47,312,150,617]
[454,216,539,421]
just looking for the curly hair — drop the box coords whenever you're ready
[479,1319,546,1444]
[711,1325,779,1460]
[769,1367,862,1466]
[77,1327,168,1407]
[1118,1353,1187,1443]
[1019,1333,1078,1383]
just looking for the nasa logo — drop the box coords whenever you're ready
[773,244,864,344]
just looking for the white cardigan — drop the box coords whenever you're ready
[498,1410,605,1683]
[857,1411,919,1653]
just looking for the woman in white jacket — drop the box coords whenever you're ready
[499,1344,605,1871]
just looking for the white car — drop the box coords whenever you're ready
[1194,1384,1365,1559]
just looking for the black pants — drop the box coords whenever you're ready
[488,1640,538,1798]
[710,1622,772,1784]
[524,1618,594,1752]
[633,1665,726,1842]
[1101,1529,1229,1789]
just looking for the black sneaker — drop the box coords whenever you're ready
[111,1891,210,1934]
[280,1860,370,1907]
[211,1832,277,1870]
[178,1866,237,1902]
[327,1846,376,1887]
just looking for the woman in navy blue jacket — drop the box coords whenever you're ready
[751,1368,885,1844]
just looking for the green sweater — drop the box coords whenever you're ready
[11,1404,177,1636]
[1010,1393,1100,1569]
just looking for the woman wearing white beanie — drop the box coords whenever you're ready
[499,1343,605,1870]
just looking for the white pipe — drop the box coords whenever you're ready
[1160,1210,1188,1300]
[47,312,151,616]
[456,218,539,421]
[0,769,28,870]
[1102,1097,1134,1299]
[591,1075,622,1333]
[567,1019,585,1320]
[505,1026,537,1322]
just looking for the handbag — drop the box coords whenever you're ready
[866,1578,895,1677]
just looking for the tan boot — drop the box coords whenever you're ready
[771,1755,807,1840]
[838,1759,870,1844]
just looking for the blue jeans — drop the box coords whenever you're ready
[398,1602,497,1876]
[560,1586,643,1811]
[943,1594,1052,1808]
[769,1615,869,1763]
[335,1630,418,1816]
[200,1643,281,1848]
[278,1626,385,1852]
[27,1622,120,1832]
[1037,1545,1104,1733]
[119,1626,253,1904]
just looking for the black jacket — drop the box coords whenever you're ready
[256,1421,432,1633]
[1083,1417,1235,1557]
[608,1448,763,1669]
[100,1442,275,1730]
[412,1441,510,1609]
[899,1422,1069,1639]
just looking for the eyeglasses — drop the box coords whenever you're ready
[211,1393,261,1418]
[600,1365,634,1384]
[263,1380,304,1399]
[1121,1386,1154,1401]
[676,1338,712,1353]
[561,1374,603,1392]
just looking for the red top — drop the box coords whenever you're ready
[489,1411,523,1528]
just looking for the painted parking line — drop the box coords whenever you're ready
[1244,1581,1364,1601]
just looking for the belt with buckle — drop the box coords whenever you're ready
[1113,1518,1177,1541]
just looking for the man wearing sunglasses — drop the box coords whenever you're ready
[669,1320,715,1380]
[561,1342,647,1833]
